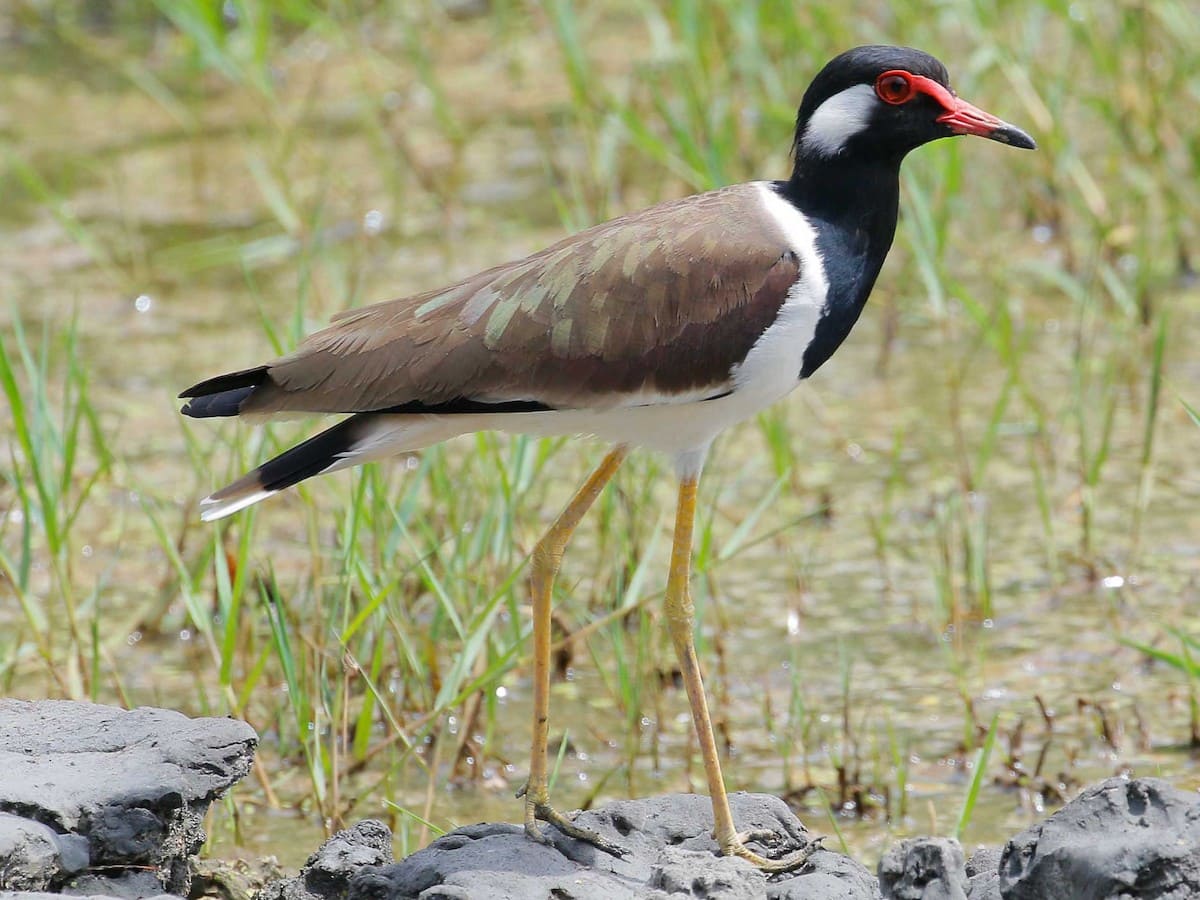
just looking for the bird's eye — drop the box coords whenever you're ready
[875,71,915,105]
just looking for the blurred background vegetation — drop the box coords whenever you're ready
[1,0,1197,867]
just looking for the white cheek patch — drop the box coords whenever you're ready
[801,83,877,157]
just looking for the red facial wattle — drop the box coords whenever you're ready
[874,69,1037,150]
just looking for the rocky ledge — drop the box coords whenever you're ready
[1,700,1198,899]
[0,700,256,897]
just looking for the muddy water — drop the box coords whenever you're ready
[4,10,1198,871]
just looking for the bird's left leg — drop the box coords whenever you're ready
[519,445,628,855]
[663,473,821,873]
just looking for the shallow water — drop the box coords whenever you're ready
[4,4,1199,872]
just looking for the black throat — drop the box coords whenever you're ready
[776,152,902,378]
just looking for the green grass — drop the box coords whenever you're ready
[2,0,1198,867]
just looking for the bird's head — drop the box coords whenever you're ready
[794,45,1036,164]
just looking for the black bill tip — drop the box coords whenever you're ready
[990,122,1037,151]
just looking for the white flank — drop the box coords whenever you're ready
[800,83,876,157]
[329,417,457,467]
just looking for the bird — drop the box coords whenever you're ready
[180,45,1035,872]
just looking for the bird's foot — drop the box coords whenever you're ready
[721,828,824,873]
[516,782,626,858]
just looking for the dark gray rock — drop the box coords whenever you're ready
[342,792,877,900]
[261,820,394,900]
[0,813,88,891]
[999,776,1200,899]
[61,871,171,899]
[767,849,883,900]
[0,700,257,896]
[646,845,768,898]
[0,894,181,900]
[348,823,626,900]
[878,837,967,899]
[963,847,1000,900]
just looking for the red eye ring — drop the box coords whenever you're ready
[875,70,916,105]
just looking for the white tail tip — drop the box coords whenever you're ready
[200,488,276,521]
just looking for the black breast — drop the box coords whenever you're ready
[799,220,889,378]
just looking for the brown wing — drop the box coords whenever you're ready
[241,183,800,415]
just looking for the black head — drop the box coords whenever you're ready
[793,45,1035,165]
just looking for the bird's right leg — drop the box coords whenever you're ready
[519,445,628,855]
[663,474,822,872]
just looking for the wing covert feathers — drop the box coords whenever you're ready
[187,182,802,418]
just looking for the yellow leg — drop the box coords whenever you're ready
[664,476,821,873]
[519,446,628,855]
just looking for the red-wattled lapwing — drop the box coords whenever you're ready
[181,46,1035,871]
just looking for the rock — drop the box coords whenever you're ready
[261,821,394,900]
[767,850,883,900]
[6,699,1194,900]
[0,813,88,891]
[646,845,768,899]
[963,847,1000,900]
[0,700,257,897]
[999,776,1200,899]
[61,870,172,898]
[342,792,878,900]
[878,837,967,899]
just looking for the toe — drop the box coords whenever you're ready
[724,833,823,873]
[534,803,625,858]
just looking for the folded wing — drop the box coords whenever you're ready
[181,183,801,418]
